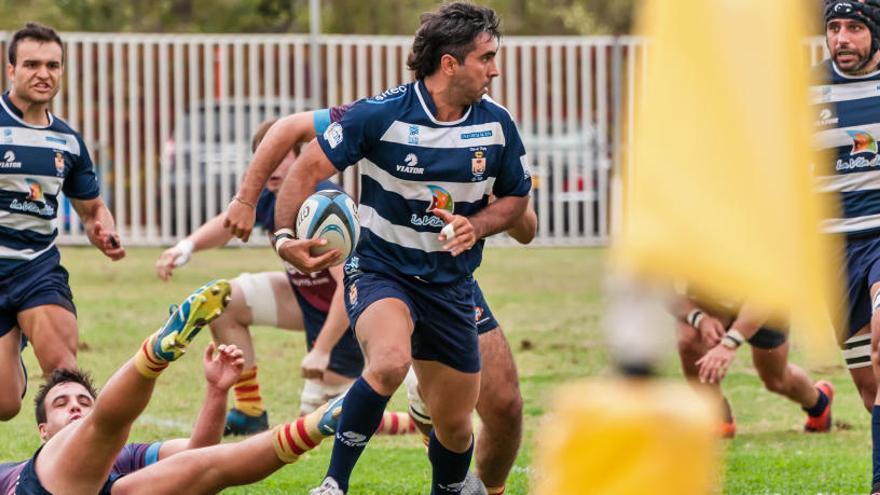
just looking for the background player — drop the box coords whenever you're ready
[0,23,124,422]
[0,279,343,494]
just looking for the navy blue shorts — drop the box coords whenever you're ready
[747,328,787,350]
[841,235,880,345]
[293,291,364,378]
[0,255,76,337]
[344,270,480,374]
[473,281,498,335]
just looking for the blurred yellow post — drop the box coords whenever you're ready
[535,0,836,493]
[533,380,718,495]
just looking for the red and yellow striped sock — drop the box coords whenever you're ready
[233,366,264,417]
[271,410,326,463]
[486,486,505,495]
[133,333,168,379]
[375,411,418,435]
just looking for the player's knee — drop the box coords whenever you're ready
[0,394,22,421]
[366,357,410,392]
[434,415,474,449]
[479,387,523,429]
[37,348,75,375]
[759,374,789,395]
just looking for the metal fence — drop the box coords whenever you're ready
[0,33,642,247]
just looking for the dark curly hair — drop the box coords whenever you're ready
[8,22,63,66]
[406,2,501,80]
[34,368,98,425]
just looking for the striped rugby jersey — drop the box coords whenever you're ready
[812,60,880,238]
[315,81,531,284]
[0,91,99,278]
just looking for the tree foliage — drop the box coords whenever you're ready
[0,0,635,35]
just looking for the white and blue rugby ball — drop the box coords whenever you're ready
[295,190,360,265]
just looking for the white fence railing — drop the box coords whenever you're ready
[0,33,646,247]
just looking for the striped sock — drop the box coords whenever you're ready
[133,333,169,378]
[233,366,264,417]
[486,486,506,495]
[375,411,418,435]
[272,409,327,463]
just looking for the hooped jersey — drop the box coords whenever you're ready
[0,92,99,278]
[314,81,531,284]
[812,60,880,239]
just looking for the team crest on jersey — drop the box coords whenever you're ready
[847,130,878,155]
[408,125,420,145]
[426,185,454,213]
[324,122,344,149]
[25,179,44,202]
[474,306,484,322]
[472,150,486,177]
[54,152,65,175]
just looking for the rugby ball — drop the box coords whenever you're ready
[295,190,360,265]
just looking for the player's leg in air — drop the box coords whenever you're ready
[748,330,832,432]
[110,394,344,495]
[30,279,231,495]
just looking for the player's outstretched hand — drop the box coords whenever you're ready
[277,237,341,273]
[224,197,257,242]
[203,342,245,392]
[433,208,478,257]
[301,348,331,380]
[696,315,726,347]
[155,246,187,281]
[695,344,736,384]
[91,220,125,261]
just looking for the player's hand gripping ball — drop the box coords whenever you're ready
[295,190,360,266]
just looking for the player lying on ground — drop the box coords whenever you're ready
[0,279,342,495]
[156,120,414,437]
[673,293,833,437]
[225,108,536,494]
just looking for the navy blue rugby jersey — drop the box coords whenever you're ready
[0,92,99,277]
[314,81,532,284]
[812,60,880,239]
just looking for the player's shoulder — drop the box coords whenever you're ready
[476,94,515,122]
[345,82,415,119]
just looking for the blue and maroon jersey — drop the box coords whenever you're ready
[0,442,161,494]
[255,181,341,313]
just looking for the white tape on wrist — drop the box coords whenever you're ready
[173,239,194,267]
[273,228,296,254]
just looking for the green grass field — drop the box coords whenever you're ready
[0,246,872,494]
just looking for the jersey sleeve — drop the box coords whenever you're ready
[254,189,276,232]
[62,135,100,200]
[492,118,532,197]
[111,442,163,476]
[315,99,381,172]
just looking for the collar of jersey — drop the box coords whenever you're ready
[414,80,472,126]
[1,91,54,129]
[831,61,880,80]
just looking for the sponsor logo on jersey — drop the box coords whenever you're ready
[475,306,484,322]
[848,130,877,155]
[25,179,44,202]
[396,153,423,175]
[54,151,65,176]
[324,122,344,149]
[815,108,839,127]
[45,135,67,146]
[0,150,21,169]
[10,179,54,216]
[337,430,368,447]
[367,85,408,104]
[461,130,493,140]
[408,124,420,145]
[348,282,358,306]
[426,185,453,213]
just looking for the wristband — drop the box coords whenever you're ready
[724,329,746,348]
[273,228,295,253]
[721,336,740,350]
[173,239,194,267]
[233,195,256,209]
[686,309,704,328]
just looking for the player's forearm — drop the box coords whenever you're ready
[470,195,529,240]
[313,284,349,353]
[729,302,770,341]
[187,214,236,252]
[275,141,335,233]
[237,112,317,204]
[186,387,229,449]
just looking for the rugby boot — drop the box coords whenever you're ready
[224,408,269,436]
[804,380,834,433]
[153,279,231,362]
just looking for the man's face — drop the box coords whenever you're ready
[7,39,63,105]
[827,18,874,73]
[267,149,297,193]
[38,382,94,441]
[452,33,500,104]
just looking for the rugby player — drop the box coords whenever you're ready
[0,23,124,422]
[271,3,531,493]
[0,279,342,495]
